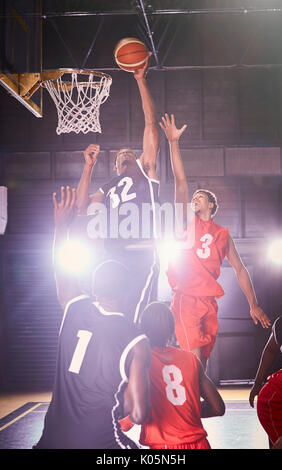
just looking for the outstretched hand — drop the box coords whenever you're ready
[134,52,152,80]
[250,306,271,329]
[159,114,187,142]
[53,186,76,228]
[83,144,100,167]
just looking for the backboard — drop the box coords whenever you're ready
[0,0,42,116]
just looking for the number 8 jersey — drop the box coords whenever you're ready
[139,346,209,447]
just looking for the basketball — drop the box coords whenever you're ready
[114,37,148,72]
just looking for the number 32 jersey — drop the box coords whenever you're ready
[139,346,208,447]
[99,159,159,249]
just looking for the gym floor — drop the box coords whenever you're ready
[0,387,269,450]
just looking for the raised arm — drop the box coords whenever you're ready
[123,337,151,424]
[226,236,271,329]
[159,114,188,231]
[76,144,104,215]
[53,186,81,310]
[198,359,225,418]
[159,113,188,204]
[134,53,160,180]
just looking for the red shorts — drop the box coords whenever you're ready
[170,293,218,358]
[257,369,282,445]
[149,437,211,449]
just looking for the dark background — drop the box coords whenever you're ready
[0,0,282,389]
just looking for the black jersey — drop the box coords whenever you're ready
[273,316,282,351]
[99,158,159,251]
[35,296,146,449]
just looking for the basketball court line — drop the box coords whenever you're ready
[0,400,268,449]
[0,402,44,432]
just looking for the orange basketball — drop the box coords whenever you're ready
[114,37,148,72]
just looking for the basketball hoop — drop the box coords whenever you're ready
[41,69,112,135]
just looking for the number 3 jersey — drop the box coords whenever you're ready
[139,346,208,447]
[34,296,146,449]
[99,158,159,250]
[167,216,229,298]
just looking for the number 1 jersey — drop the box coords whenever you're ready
[35,296,146,449]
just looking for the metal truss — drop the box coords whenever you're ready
[37,4,282,71]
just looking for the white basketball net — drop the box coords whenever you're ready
[43,71,112,135]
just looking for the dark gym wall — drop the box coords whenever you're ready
[0,66,282,389]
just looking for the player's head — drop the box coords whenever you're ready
[115,148,137,175]
[92,260,131,303]
[140,302,175,348]
[192,189,218,217]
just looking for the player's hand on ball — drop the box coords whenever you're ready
[134,52,152,80]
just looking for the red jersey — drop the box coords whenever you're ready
[139,346,208,447]
[167,216,229,298]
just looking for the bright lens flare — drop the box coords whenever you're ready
[267,239,282,266]
[158,240,181,269]
[56,239,92,274]
[157,240,183,302]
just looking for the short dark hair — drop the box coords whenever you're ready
[194,189,218,217]
[92,260,130,301]
[140,302,175,348]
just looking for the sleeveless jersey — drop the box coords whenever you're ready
[99,159,159,251]
[167,216,229,298]
[36,296,146,449]
[139,346,208,447]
